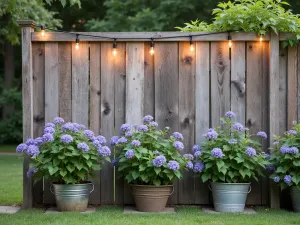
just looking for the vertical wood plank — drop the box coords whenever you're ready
[231,42,245,123]
[100,42,115,204]
[298,46,300,122]
[20,24,34,208]
[72,42,89,127]
[89,42,101,204]
[44,42,59,204]
[114,43,126,205]
[287,46,298,128]
[144,43,155,116]
[246,41,264,205]
[269,33,281,208]
[211,42,230,127]
[195,42,210,204]
[32,43,45,205]
[178,42,195,204]
[58,43,72,122]
[155,42,179,204]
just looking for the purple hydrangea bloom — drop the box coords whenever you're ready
[83,130,94,140]
[287,130,297,135]
[62,123,79,132]
[228,139,238,145]
[35,137,44,146]
[53,117,64,125]
[120,124,131,133]
[233,123,244,132]
[172,132,184,141]
[143,115,154,124]
[27,168,37,178]
[173,141,184,151]
[110,136,119,146]
[93,140,101,148]
[73,123,85,131]
[168,160,180,171]
[149,121,158,127]
[186,161,194,170]
[280,146,299,154]
[266,164,276,172]
[193,162,205,173]
[60,134,73,144]
[203,129,218,139]
[211,148,224,158]
[290,147,299,154]
[44,127,55,134]
[273,141,280,146]
[257,131,268,139]
[153,150,160,155]
[26,138,36,146]
[274,176,280,183]
[16,143,28,153]
[245,147,256,157]
[26,145,40,158]
[125,149,135,159]
[112,158,119,167]
[192,145,201,153]
[95,135,106,144]
[284,175,292,184]
[137,125,148,132]
[131,140,141,147]
[183,154,194,161]
[117,137,128,145]
[45,123,55,128]
[77,142,89,152]
[125,132,133,138]
[42,133,54,143]
[225,111,236,119]
[152,155,167,167]
[194,151,202,158]
[98,146,111,157]
[262,152,271,160]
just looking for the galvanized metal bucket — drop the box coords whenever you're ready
[291,186,300,212]
[51,183,94,212]
[130,184,174,212]
[210,182,251,213]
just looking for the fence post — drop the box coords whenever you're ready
[17,20,35,208]
[269,32,280,208]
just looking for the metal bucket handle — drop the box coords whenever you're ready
[49,183,95,195]
[208,182,252,194]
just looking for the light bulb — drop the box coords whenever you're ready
[75,43,79,50]
[113,48,117,56]
[40,25,45,37]
[150,47,154,55]
[190,43,195,52]
[260,35,263,42]
[112,39,117,56]
[229,40,232,48]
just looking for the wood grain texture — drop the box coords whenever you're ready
[195,42,210,204]
[178,42,195,204]
[89,42,101,204]
[44,42,60,205]
[298,46,300,123]
[58,43,72,122]
[144,42,155,116]
[21,25,34,208]
[100,42,115,204]
[211,42,230,127]
[32,43,45,205]
[231,42,245,123]
[154,42,179,204]
[287,45,298,128]
[72,42,89,127]
[269,33,281,209]
[114,43,126,205]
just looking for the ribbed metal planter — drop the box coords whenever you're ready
[210,182,251,213]
[291,186,300,212]
[130,184,173,212]
[51,183,94,212]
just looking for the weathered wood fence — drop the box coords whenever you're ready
[19,20,299,208]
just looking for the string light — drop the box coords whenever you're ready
[189,36,195,52]
[112,39,117,56]
[228,32,232,48]
[75,34,79,50]
[40,25,45,37]
[260,34,263,42]
[150,39,154,55]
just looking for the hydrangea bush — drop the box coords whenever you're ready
[269,121,300,189]
[193,111,269,183]
[113,115,190,186]
[16,117,111,184]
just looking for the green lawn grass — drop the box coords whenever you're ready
[0,207,300,225]
[0,144,17,153]
[0,155,23,205]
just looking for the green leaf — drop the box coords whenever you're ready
[66,164,75,173]
[60,170,67,177]
[293,161,300,167]
[139,164,147,172]
[86,160,93,168]
[216,160,225,170]
[202,173,210,183]
[82,154,90,160]
[132,170,139,180]
[153,179,161,186]
[154,167,161,175]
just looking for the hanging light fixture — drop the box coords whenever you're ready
[75,34,79,50]
[228,32,232,48]
[189,36,195,52]
[40,25,45,37]
[260,34,263,42]
[112,39,117,56]
[150,38,155,55]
